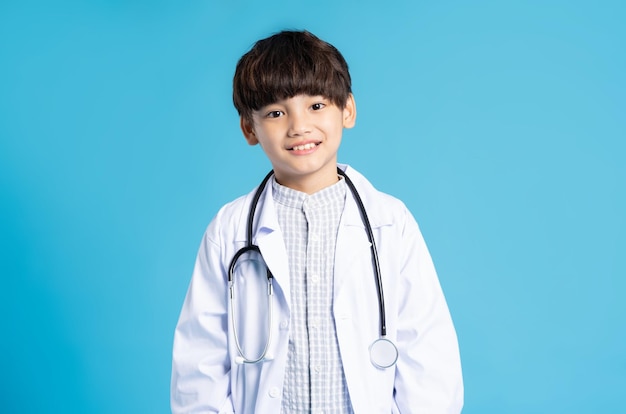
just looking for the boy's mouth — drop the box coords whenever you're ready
[288,142,320,151]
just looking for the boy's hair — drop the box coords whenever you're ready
[233,30,352,122]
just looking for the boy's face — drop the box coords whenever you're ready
[241,94,356,194]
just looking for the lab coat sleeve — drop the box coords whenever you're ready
[393,209,464,413]
[171,216,234,414]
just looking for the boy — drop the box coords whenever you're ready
[171,30,463,413]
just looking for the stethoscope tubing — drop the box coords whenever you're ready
[227,170,274,364]
[227,167,394,365]
[336,168,387,337]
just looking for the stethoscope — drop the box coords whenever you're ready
[228,167,398,369]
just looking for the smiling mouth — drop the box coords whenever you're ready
[288,142,320,151]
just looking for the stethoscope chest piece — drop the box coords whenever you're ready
[369,338,398,369]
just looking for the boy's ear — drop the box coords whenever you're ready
[342,94,357,129]
[240,116,258,145]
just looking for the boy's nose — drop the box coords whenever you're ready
[287,112,311,137]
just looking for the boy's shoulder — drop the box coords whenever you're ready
[210,190,253,232]
[341,165,409,210]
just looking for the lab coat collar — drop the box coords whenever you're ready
[240,164,393,233]
[338,164,394,228]
[231,175,281,243]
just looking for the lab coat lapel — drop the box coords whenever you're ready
[333,167,393,413]
[333,182,376,413]
[252,181,291,307]
[333,194,373,296]
[334,166,388,299]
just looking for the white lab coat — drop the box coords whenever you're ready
[171,165,463,413]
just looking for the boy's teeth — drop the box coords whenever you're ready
[293,143,316,150]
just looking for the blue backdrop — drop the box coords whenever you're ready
[1,1,624,412]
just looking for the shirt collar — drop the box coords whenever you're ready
[271,175,347,210]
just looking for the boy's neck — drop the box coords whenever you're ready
[274,171,340,195]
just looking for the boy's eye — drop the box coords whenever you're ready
[265,110,283,118]
[311,103,325,111]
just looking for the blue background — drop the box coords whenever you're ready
[1,1,624,412]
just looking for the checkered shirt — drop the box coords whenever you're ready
[272,176,354,414]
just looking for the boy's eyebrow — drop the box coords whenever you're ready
[255,103,283,112]
[265,95,329,104]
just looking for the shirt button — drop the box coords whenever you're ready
[314,365,322,373]
[280,320,289,329]
[311,274,320,284]
[268,386,280,398]
[311,233,320,242]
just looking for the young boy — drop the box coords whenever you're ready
[171,30,463,413]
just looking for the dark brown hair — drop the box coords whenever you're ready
[233,30,352,122]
